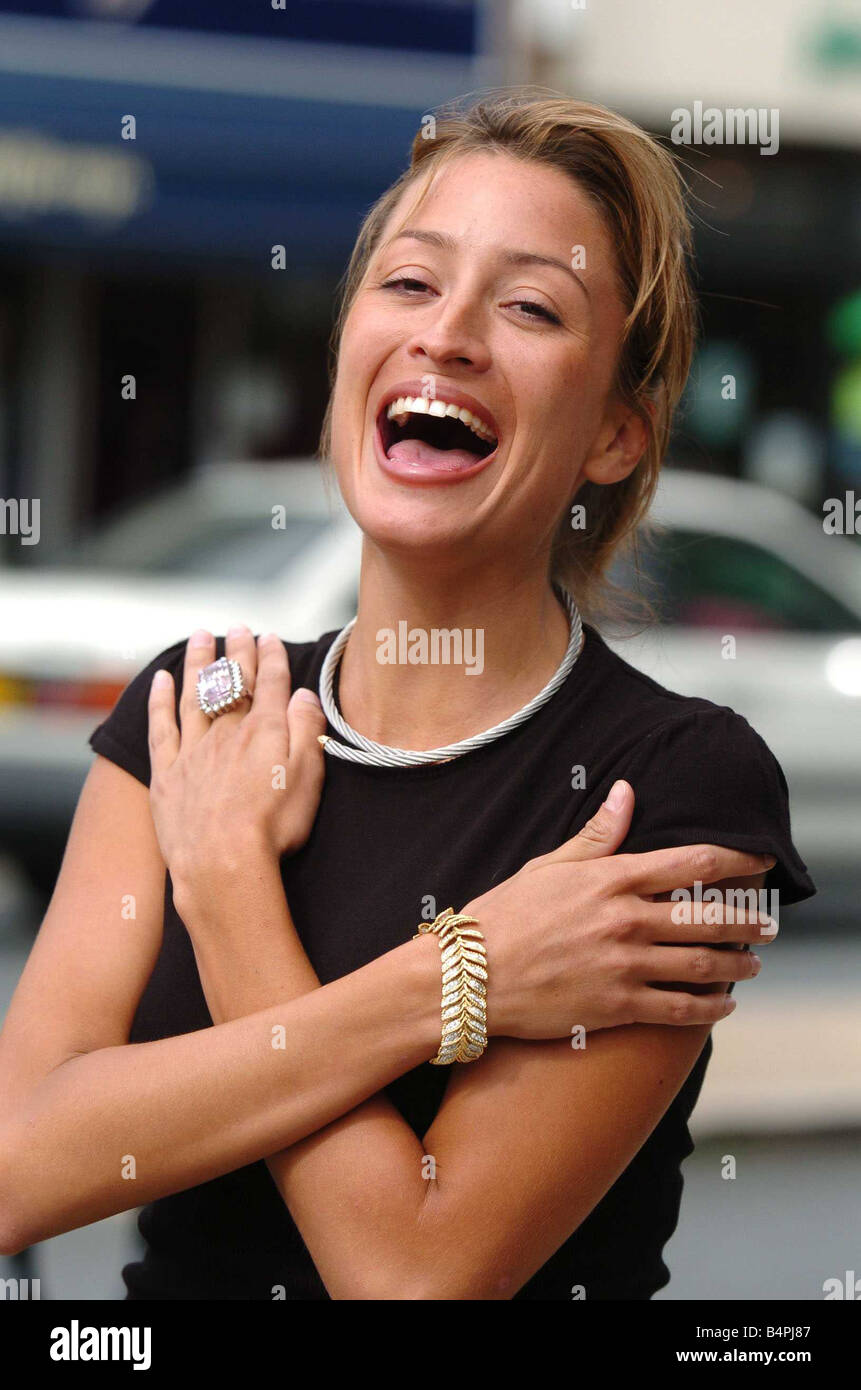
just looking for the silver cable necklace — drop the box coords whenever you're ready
[317,587,584,767]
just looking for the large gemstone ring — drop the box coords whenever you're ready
[196,656,251,718]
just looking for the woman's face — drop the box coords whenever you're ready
[329,149,645,574]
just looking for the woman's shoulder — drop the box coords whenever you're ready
[87,627,339,788]
[139,628,338,688]
[582,622,746,742]
[581,627,816,906]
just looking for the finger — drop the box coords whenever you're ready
[180,628,216,745]
[618,844,776,897]
[641,898,779,944]
[286,687,327,752]
[543,781,634,864]
[148,669,180,776]
[218,623,257,724]
[639,945,761,985]
[628,986,737,1027]
[286,687,327,833]
[252,633,290,735]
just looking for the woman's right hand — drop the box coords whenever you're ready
[466,781,778,1039]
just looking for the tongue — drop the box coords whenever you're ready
[387,437,483,471]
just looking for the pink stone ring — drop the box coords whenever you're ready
[196,656,252,718]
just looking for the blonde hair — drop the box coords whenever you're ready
[318,90,698,624]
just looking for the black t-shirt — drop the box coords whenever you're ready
[87,621,815,1300]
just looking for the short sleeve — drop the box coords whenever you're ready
[616,707,816,907]
[87,637,190,788]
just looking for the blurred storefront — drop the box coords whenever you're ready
[1,0,859,556]
[0,0,505,557]
[517,0,861,513]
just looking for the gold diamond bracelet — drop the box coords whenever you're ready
[414,907,488,1064]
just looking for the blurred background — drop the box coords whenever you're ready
[0,0,859,1300]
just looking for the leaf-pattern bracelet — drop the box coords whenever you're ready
[414,907,488,1064]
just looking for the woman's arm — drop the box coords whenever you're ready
[179,823,768,1300]
[0,626,770,1258]
[0,756,765,1261]
[0,755,446,1253]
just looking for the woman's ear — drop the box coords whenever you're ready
[581,397,653,487]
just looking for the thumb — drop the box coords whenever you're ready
[286,687,327,755]
[282,689,327,847]
[286,688,327,792]
[551,780,635,864]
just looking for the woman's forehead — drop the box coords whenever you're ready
[370,151,618,291]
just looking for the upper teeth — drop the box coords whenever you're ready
[385,395,497,444]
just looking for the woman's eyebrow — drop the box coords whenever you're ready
[384,227,591,303]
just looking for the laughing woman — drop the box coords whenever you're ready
[0,94,814,1300]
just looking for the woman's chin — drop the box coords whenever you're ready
[344,458,487,545]
[355,508,476,557]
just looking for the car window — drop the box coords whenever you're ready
[616,528,861,633]
[44,516,328,582]
[139,516,327,580]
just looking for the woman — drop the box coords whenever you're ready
[0,93,814,1300]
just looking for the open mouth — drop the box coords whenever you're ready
[377,395,499,473]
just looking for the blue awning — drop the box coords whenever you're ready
[0,6,492,271]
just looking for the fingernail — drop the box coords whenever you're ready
[151,669,171,689]
[724,996,737,1014]
[761,855,777,869]
[751,953,762,975]
[259,632,281,645]
[294,688,319,706]
[605,780,626,811]
[226,624,248,638]
[190,628,211,647]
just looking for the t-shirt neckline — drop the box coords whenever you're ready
[318,622,598,781]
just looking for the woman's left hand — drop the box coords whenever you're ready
[147,625,327,890]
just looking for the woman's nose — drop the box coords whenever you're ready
[406,298,492,371]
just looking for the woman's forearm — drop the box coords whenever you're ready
[0,916,440,1253]
[175,853,480,1299]
[178,848,319,1019]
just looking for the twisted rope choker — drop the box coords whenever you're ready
[317,587,584,768]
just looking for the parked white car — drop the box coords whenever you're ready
[606,469,861,901]
[1,462,857,907]
[0,460,361,892]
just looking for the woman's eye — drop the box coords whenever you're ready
[379,279,560,325]
[508,300,561,325]
[381,276,431,294]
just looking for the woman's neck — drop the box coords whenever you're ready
[336,558,573,751]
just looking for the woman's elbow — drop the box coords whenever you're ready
[354,1270,516,1300]
[324,1261,429,1301]
[0,1214,28,1259]
[327,1249,518,1301]
[0,1142,28,1256]
[0,1119,67,1256]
